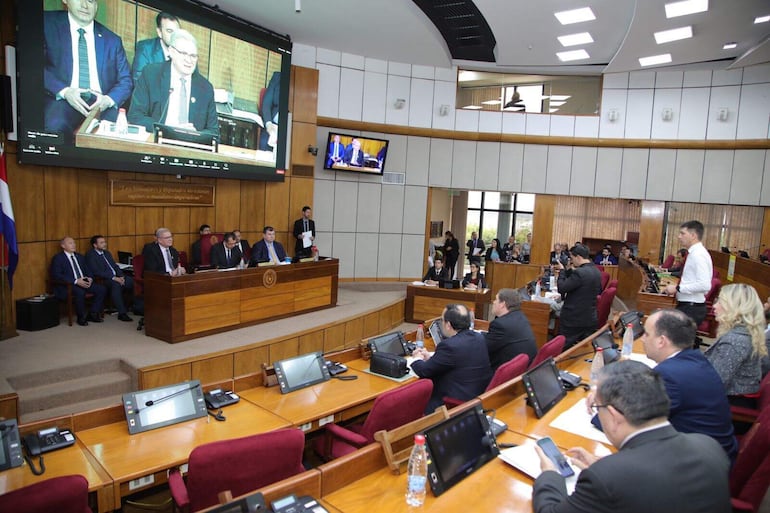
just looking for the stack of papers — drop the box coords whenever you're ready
[498,443,581,493]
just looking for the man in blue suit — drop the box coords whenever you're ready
[44,0,133,143]
[131,12,180,81]
[411,304,492,413]
[250,226,287,265]
[326,134,345,168]
[344,138,365,166]
[85,235,133,322]
[51,236,107,326]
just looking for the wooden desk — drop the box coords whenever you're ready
[238,368,405,433]
[77,401,290,510]
[405,285,491,324]
[485,261,544,298]
[520,299,553,349]
[0,441,114,513]
[144,259,338,343]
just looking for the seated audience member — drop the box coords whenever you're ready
[423,256,450,285]
[461,261,486,290]
[142,228,186,276]
[251,226,287,265]
[232,229,250,262]
[411,304,492,413]
[85,235,134,322]
[619,244,635,261]
[593,246,618,266]
[533,361,730,513]
[668,248,688,277]
[485,238,502,262]
[641,309,738,463]
[51,236,108,326]
[131,11,180,81]
[549,243,569,267]
[705,283,767,406]
[190,224,211,267]
[485,288,537,370]
[209,232,242,269]
[521,232,532,263]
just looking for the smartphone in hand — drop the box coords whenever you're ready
[537,437,574,477]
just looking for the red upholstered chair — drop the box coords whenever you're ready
[529,335,566,370]
[607,279,618,290]
[169,428,306,513]
[696,278,722,339]
[662,254,675,269]
[730,407,770,513]
[731,372,770,424]
[599,271,610,291]
[313,379,433,461]
[596,286,617,328]
[444,353,530,409]
[0,474,91,513]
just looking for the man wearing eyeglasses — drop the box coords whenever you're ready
[141,227,186,277]
[128,29,219,136]
[532,361,730,513]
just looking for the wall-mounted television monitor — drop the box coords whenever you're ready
[323,132,388,175]
[15,0,291,181]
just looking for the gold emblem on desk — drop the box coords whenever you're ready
[263,268,277,288]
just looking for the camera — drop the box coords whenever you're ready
[551,258,558,265]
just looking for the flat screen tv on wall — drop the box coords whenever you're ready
[323,132,388,176]
[15,0,292,181]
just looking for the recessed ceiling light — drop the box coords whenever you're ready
[557,49,590,62]
[463,105,483,110]
[654,26,693,44]
[639,53,673,67]
[549,95,572,101]
[557,32,594,47]
[481,99,502,105]
[665,0,708,18]
[549,101,567,107]
[723,42,737,49]
[755,15,770,24]
[554,7,596,25]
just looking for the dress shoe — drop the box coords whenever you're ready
[118,313,133,322]
[77,318,89,326]
[88,313,104,323]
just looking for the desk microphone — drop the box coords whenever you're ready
[159,87,174,124]
[139,382,200,411]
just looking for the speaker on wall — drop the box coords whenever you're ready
[0,75,12,133]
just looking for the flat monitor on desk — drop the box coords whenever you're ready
[522,358,566,418]
[273,352,331,394]
[122,380,208,435]
[368,332,409,356]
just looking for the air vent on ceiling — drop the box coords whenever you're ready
[412,0,496,62]
[382,172,406,185]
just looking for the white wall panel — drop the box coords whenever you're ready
[411,65,435,80]
[761,152,770,206]
[737,84,770,139]
[730,150,765,205]
[400,234,425,279]
[338,68,364,121]
[454,109,480,133]
[525,114,550,136]
[700,150,734,204]
[678,88,710,139]
[379,185,406,233]
[655,71,683,89]
[356,183,382,233]
[599,89,627,138]
[645,149,675,201]
[316,48,341,66]
[671,150,705,203]
[385,75,411,126]
[408,78,434,128]
[624,89,654,139]
[316,64,341,118]
[742,64,770,84]
[434,66,457,83]
[521,145,548,193]
[602,73,628,89]
[432,80,456,131]
[428,139,453,187]
[451,140,477,190]
[354,233,379,278]
[545,146,572,195]
[595,148,623,198]
[315,232,332,261]
[712,69,743,87]
[362,71,387,123]
[619,149,649,199]
[405,136,431,186]
[574,116,600,138]
[478,111,502,133]
[364,58,388,73]
[341,53,365,70]
[549,116,574,137]
[313,179,336,232]
[706,86,740,140]
[498,143,524,192]
[651,88,682,139]
[683,70,712,87]
[502,113,526,135]
[291,43,316,68]
[403,186,428,234]
[475,142,500,191]
[382,133,407,172]
[388,61,411,77]
[332,181,359,232]
[629,71,655,89]
[377,234,403,278]
[570,147,597,197]
[332,232,356,278]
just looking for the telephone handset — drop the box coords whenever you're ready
[204,389,240,409]
[22,427,76,457]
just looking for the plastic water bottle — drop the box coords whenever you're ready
[469,308,475,330]
[406,434,428,507]
[621,323,635,358]
[534,280,541,298]
[115,108,128,135]
[590,347,605,386]
[416,324,425,349]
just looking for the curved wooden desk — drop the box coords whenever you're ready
[404,284,491,324]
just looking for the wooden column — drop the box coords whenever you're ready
[531,195,556,265]
[638,201,666,264]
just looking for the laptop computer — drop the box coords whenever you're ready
[117,251,133,265]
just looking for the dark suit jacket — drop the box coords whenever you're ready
[461,272,486,289]
[292,218,316,255]
[411,330,492,413]
[326,140,345,167]
[533,425,731,513]
[51,251,95,284]
[258,71,281,150]
[251,239,287,264]
[550,251,570,267]
[127,61,219,135]
[484,310,537,370]
[557,263,602,329]
[132,37,166,81]
[210,243,242,269]
[235,240,251,260]
[423,266,450,282]
[594,254,618,265]
[466,238,485,259]
[344,147,365,166]
[141,242,180,276]
[44,11,133,131]
[655,349,738,463]
[85,248,125,281]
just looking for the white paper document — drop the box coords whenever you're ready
[302,230,313,248]
[472,247,482,256]
[549,399,612,446]
[498,443,581,493]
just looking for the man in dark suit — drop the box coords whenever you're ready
[51,236,107,326]
[233,229,250,263]
[411,304,492,413]
[422,257,450,285]
[141,227,186,276]
[259,71,281,151]
[556,244,603,350]
[533,361,731,513]
[344,138,365,166]
[43,0,133,143]
[292,206,316,258]
[642,309,738,463]
[210,232,242,269]
[127,29,219,136]
[251,226,287,265]
[485,288,537,370]
[190,224,211,267]
[131,12,180,81]
[466,231,485,263]
[85,235,133,322]
[326,134,345,168]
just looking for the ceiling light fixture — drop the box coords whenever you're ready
[549,101,567,107]
[463,105,483,110]
[557,32,594,47]
[755,15,770,24]
[549,95,572,101]
[722,42,737,49]
[639,53,672,67]
[664,0,708,19]
[554,7,596,25]
[481,99,502,105]
[654,26,693,44]
[557,49,590,62]
[549,108,560,113]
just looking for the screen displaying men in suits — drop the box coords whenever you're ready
[131,11,180,81]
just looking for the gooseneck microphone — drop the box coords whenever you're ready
[158,87,174,124]
[139,382,199,411]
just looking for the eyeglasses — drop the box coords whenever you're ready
[159,235,173,239]
[589,403,623,415]
[172,46,198,60]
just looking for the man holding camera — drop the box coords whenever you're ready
[554,244,603,350]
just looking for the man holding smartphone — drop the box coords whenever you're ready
[532,361,730,513]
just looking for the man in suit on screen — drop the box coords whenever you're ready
[51,236,107,326]
[131,11,180,81]
[344,138,365,167]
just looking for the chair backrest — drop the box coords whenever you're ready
[529,335,566,369]
[487,353,529,390]
[0,474,91,513]
[132,254,145,295]
[600,271,610,290]
[705,277,721,305]
[662,254,675,269]
[607,279,618,290]
[758,372,770,412]
[199,235,223,266]
[359,379,433,442]
[596,286,617,327]
[185,428,306,512]
[730,407,770,512]
[179,250,189,269]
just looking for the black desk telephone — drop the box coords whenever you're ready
[204,389,240,409]
[271,494,328,513]
[23,427,75,457]
[324,360,348,376]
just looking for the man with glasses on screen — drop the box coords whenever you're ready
[128,29,219,136]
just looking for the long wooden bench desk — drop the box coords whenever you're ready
[405,284,491,323]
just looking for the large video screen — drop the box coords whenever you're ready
[16,0,292,181]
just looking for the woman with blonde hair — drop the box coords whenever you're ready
[705,283,768,406]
